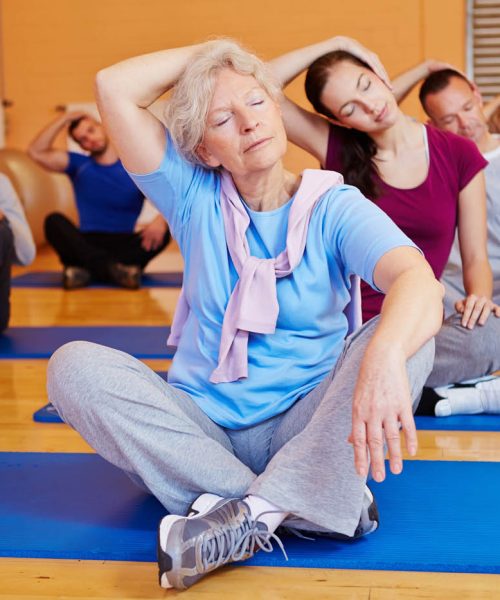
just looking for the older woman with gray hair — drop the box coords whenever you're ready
[47,39,443,590]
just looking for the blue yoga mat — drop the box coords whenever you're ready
[0,327,175,359]
[415,414,500,431]
[12,271,183,288]
[35,404,500,432]
[1,452,498,573]
[33,372,170,423]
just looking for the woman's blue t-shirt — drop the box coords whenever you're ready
[127,132,417,429]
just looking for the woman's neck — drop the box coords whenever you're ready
[369,111,422,160]
[232,163,300,212]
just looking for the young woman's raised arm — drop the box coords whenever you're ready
[95,44,205,174]
[268,37,389,164]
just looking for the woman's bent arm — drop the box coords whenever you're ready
[268,37,389,164]
[351,247,444,482]
[95,44,205,174]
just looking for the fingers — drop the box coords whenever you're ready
[367,421,386,482]
[339,38,391,88]
[460,295,494,328]
[383,420,403,475]
[352,411,416,482]
[494,304,500,318]
[370,53,391,89]
[478,301,492,326]
[400,408,418,457]
[460,294,475,327]
[350,420,368,478]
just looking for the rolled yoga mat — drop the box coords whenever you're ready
[1,452,498,573]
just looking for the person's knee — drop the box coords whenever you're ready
[408,337,435,396]
[47,341,108,413]
[0,219,14,252]
[44,212,67,237]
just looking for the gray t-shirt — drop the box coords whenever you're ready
[442,137,500,314]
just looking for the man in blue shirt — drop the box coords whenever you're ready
[28,112,170,289]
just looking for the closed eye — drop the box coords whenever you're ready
[341,104,355,118]
[215,115,231,127]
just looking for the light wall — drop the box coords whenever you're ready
[1,0,466,172]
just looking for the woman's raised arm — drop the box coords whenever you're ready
[268,36,390,164]
[95,44,205,174]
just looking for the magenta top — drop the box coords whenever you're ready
[325,124,488,321]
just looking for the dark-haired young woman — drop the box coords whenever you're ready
[270,37,500,415]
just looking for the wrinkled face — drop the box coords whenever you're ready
[197,69,287,177]
[319,60,398,133]
[423,77,487,144]
[72,117,108,154]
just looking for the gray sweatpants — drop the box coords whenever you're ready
[426,312,500,387]
[47,316,434,536]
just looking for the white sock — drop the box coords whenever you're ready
[244,495,288,533]
[434,386,484,416]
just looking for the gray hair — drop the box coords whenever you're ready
[165,39,281,166]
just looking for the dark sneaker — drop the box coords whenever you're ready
[62,266,91,290]
[278,485,379,540]
[108,262,141,290]
[158,497,285,590]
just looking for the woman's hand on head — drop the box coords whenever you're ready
[455,295,500,329]
[331,36,391,89]
[349,345,416,483]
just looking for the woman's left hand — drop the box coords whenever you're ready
[332,36,391,88]
[349,347,416,483]
[455,294,500,329]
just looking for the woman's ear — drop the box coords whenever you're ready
[471,82,484,108]
[196,143,221,168]
[328,116,352,130]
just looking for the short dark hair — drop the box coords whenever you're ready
[419,69,471,112]
[67,116,87,142]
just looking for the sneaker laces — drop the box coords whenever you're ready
[196,506,288,573]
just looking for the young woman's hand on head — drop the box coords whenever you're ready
[331,37,391,89]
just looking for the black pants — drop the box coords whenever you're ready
[44,212,170,282]
[0,219,15,333]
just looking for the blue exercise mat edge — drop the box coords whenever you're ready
[12,270,183,288]
[1,452,499,574]
[0,326,175,359]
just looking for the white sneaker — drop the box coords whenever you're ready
[434,375,500,416]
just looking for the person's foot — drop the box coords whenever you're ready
[108,262,141,290]
[158,497,284,590]
[277,485,379,540]
[434,375,500,416]
[62,266,91,290]
[188,486,379,543]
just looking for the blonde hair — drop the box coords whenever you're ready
[165,39,281,165]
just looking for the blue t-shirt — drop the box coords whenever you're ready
[65,153,144,233]
[128,131,417,429]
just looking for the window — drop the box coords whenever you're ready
[468,0,500,100]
